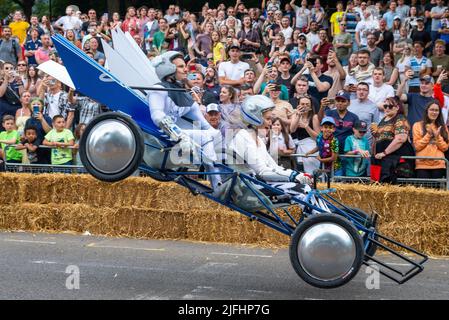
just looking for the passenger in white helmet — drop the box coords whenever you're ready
[227,95,313,187]
[147,51,222,189]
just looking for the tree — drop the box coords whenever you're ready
[10,0,36,19]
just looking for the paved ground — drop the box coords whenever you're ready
[0,231,448,300]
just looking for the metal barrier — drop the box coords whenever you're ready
[2,145,87,174]
[291,153,449,190]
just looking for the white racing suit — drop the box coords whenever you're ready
[146,80,222,188]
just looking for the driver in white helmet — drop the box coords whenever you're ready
[227,95,313,186]
[147,51,222,189]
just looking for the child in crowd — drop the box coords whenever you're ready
[306,116,342,176]
[0,115,22,164]
[267,117,295,169]
[344,120,371,177]
[43,115,75,165]
[15,126,41,164]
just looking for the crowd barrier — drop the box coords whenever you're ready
[291,154,449,190]
[0,173,448,256]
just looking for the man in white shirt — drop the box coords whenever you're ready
[218,44,250,87]
[355,10,379,48]
[291,0,310,31]
[54,6,82,36]
[306,21,320,51]
[368,67,395,118]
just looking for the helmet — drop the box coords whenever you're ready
[151,51,184,80]
[241,95,275,126]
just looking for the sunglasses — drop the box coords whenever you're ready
[383,104,396,110]
[18,64,27,66]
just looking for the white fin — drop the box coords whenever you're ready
[37,60,75,89]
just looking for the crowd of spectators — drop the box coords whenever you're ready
[1,0,449,185]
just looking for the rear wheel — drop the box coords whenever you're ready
[79,112,144,182]
[289,214,364,289]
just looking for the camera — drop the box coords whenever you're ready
[241,52,253,60]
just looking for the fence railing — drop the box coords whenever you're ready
[290,153,449,190]
[2,144,448,189]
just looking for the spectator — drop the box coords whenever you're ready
[26,15,45,41]
[73,123,87,165]
[396,44,413,85]
[404,6,419,35]
[368,68,395,118]
[121,6,139,37]
[0,62,24,131]
[204,67,221,104]
[430,40,449,92]
[15,90,32,137]
[15,126,41,164]
[291,0,310,32]
[24,96,52,156]
[410,17,432,53]
[110,12,122,30]
[404,41,432,93]
[268,117,295,169]
[239,84,255,102]
[276,56,294,92]
[43,115,75,166]
[153,18,170,53]
[349,81,381,146]
[326,91,360,154]
[0,26,23,65]
[219,86,242,133]
[204,103,222,131]
[165,4,181,25]
[279,16,294,46]
[40,15,54,36]
[0,115,22,163]
[24,65,41,96]
[392,26,412,63]
[290,94,321,174]
[431,0,447,45]
[312,28,333,72]
[88,38,105,62]
[194,21,214,64]
[397,0,411,21]
[143,8,159,53]
[364,33,384,67]
[323,50,346,100]
[438,8,449,51]
[238,15,261,53]
[413,101,449,179]
[344,120,371,177]
[81,21,110,53]
[374,19,394,53]
[68,91,102,125]
[345,49,375,93]
[290,76,320,113]
[38,75,75,129]
[382,1,398,29]
[371,97,415,183]
[270,33,289,60]
[288,32,308,67]
[24,28,42,65]
[355,10,378,50]
[306,20,320,51]
[9,10,30,45]
[265,81,294,127]
[381,52,400,88]
[392,16,403,43]
[333,20,352,66]
[81,9,98,36]
[330,2,345,37]
[218,44,250,87]
[54,6,83,36]
[211,31,226,65]
[343,0,361,53]
[65,29,82,49]
[305,116,342,176]
[34,34,53,65]
[295,55,333,105]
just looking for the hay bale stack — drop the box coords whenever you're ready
[0,173,448,256]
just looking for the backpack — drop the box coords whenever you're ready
[0,38,19,62]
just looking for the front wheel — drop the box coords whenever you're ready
[79,112,144,182]
[289,214,364,289]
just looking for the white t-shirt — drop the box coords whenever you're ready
[306,32,320,51]
[218,60,250,81]
[294,7,311,29]
[55,15,82,31]
[368,83,395,118]
[46,91,63,119]
[280,27,294,45]
[355,19,379,47]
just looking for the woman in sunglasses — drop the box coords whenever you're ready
[371,97,415,183]
[412,101,449,180]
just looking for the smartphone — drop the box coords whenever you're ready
[32,105,40,117]
[241,53,253,60]
[328,98,336,104]
[267,61,273,69]
[187,73,198,81]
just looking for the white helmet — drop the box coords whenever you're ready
[151,51,184,80]
[241,95,275,126]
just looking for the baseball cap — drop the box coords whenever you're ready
[420,75,434,84]
[280,56,291,64]
[321,116,336,126]
[229,44,241,51]
[394,15,401,20]
[354,120,368,132]
[416,17,424,22]
[206,103,220,113]
[298,33,307,39]
[335,91,351,101]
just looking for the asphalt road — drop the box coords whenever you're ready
[0,231,448,300]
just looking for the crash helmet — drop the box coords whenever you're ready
[241,95,275,126]
[151,51,184,80]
